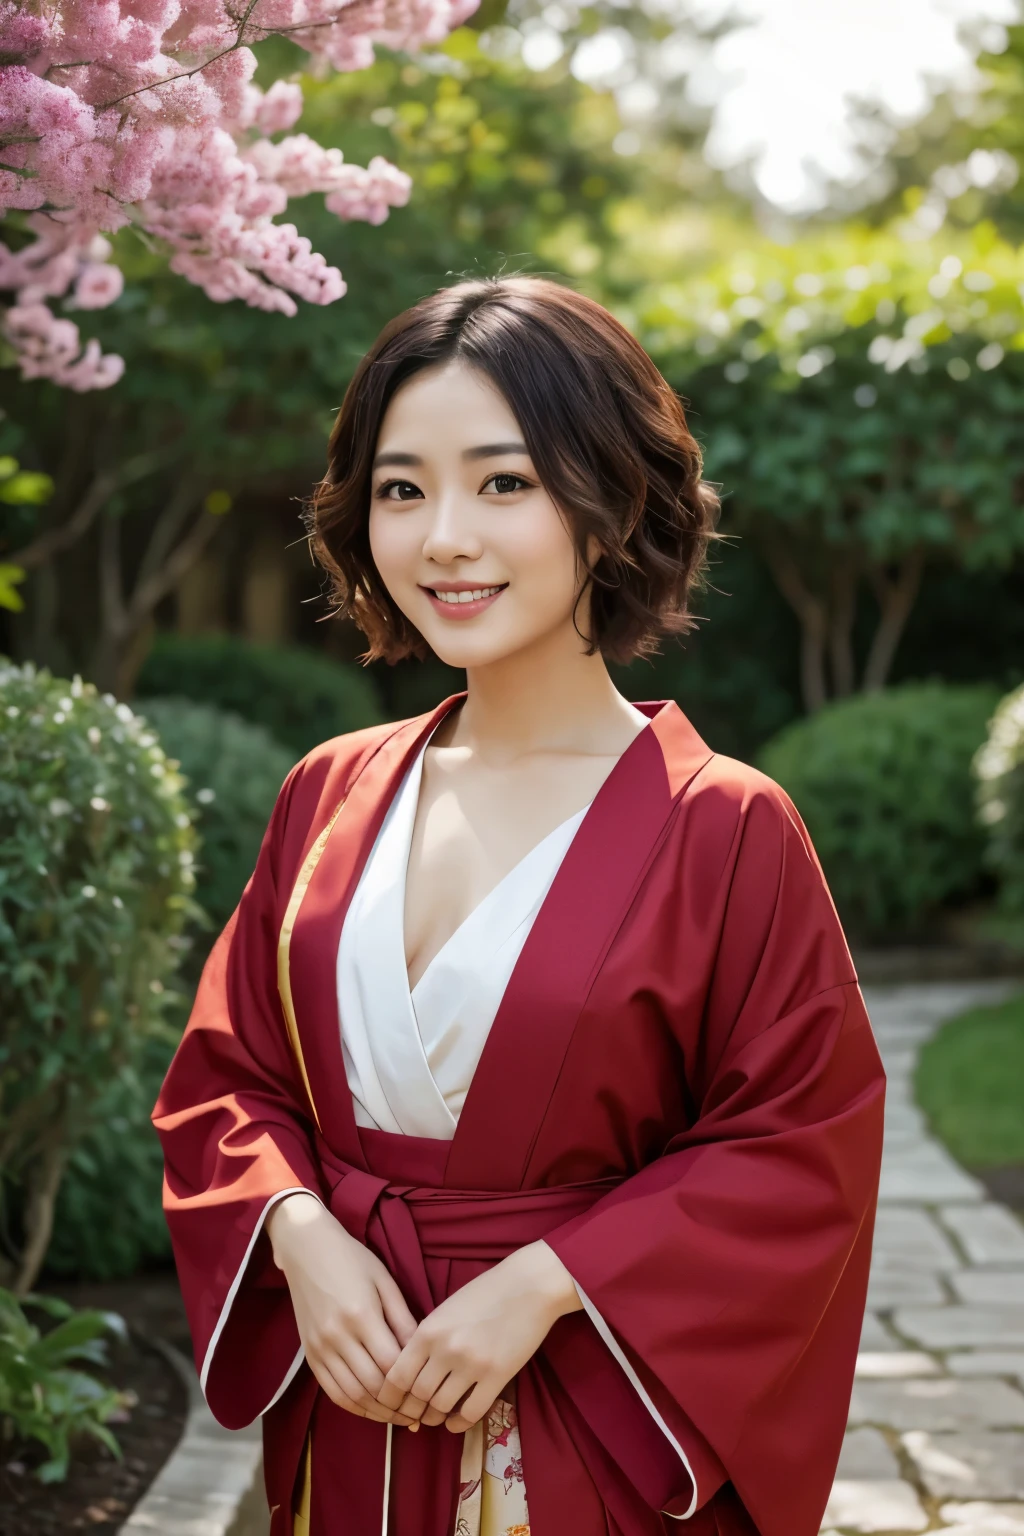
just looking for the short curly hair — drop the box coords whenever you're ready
[307,276,719,665]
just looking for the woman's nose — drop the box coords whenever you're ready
[421,494,484,564]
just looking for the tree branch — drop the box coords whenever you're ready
[8,450,168,571]
[862,549,925,693]
[828,557,859,698]
[760,535,830,713]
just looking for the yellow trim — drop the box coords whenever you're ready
[276,798,346,1133]
[293,1435,312,1534]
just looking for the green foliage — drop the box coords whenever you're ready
[136,697,294,928]
[0,663,198,1289]
[975,682,1024,918]
[0,454,51,612]
[758,683,1000,940]
[136,635,383,757]
[916,992,1024,1169]
[0,1289,128,1482]
[45,1037,173,1281]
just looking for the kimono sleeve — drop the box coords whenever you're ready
[153,764,322,1430]
[545,778,886,1536]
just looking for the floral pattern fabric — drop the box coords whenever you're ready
[292,1398,529,1536]
[455,1398,530,1536]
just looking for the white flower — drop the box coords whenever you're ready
[196,787,216,805]
[115,703,134,723]
[59,696,73,711]
[87,726,101,745]
[149,979,164,995]
[150,762,165,778]
[53,711,66,724]
[175,813,191,829]
[179,849,194,866]
[6,706,19,718]
[90,796,109,812]
[81,884,97,899]
[138,733,156,748]
[48,797,72,816]
[112,895,124,909]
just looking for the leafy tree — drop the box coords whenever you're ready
[634,222,1024,711]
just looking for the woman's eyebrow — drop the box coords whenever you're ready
[463,441,529,460]
[372,450,422,468]
[373,442,530,469]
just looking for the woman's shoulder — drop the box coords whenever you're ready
[690,749,802,826]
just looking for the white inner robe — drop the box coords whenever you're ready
[336,734,590,1139]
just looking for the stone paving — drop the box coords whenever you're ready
[823,980,1024,1536]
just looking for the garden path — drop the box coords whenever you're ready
[825,979,1024,1536]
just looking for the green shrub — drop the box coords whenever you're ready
[0,1289,128,1482]
[136,697,294,928]
[45,1036,174,1282]
[0,663,199,1293]
[136,634,384,757]
[975,682,1024,918]
[758,682,1000,941]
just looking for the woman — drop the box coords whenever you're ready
[155,276,885,1536]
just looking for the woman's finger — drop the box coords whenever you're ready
[377,1333,429,1411]
[376,1273,419,1349]
[336,1339,388,1401]
[427,1368,477,1418]
[323,1353,418,1426]
[418,1404,447,1428]
[444,1380,494,1434]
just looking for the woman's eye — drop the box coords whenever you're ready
[484,473,529,495]
[377,480,422,501]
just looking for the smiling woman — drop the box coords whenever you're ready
[154,276,885,1536]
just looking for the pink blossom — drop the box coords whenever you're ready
[69,263,125,309]
[0,0,478,390]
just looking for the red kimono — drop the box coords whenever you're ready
[154,697,885,1536]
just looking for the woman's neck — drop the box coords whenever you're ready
[448,625,646,765]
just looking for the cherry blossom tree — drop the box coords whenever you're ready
[0,0,477,390]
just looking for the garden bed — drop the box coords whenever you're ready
[0,1275,190,1536]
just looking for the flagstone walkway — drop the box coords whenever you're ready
[825,980,1024,1536]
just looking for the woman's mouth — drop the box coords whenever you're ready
[422,583,507,619]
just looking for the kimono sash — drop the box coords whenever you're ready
[301,1129,628,1536]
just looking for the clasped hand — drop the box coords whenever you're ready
[267,1193,580,1434]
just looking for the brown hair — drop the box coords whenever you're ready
[307,275,719,664]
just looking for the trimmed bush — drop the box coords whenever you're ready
[758,682,1000,941]
[137,697,294,928]
[0,663,198,1292]
[136,634,384,757]
[975,682,1024,918]
[45,1036,174,1281]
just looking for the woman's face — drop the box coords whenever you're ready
[368,361,590,672]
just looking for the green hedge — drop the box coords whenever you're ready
[45,1037,173,1280]
[136,635,384,757]
[975,682,1024,918]
[758,682,1000,941]
[137,697,294,929]
[0,663,197,1292]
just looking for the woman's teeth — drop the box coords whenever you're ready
[432,586,503,604]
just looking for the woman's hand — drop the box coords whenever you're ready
[266,1192,420,1428]
[374,1240,582,1434]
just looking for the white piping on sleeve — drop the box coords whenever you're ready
[574,1282,698,1520]
[199,1186,324,1416]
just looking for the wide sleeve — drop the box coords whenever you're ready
[153,765,324,1430]
[545,780,886,1536]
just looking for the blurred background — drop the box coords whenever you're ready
[2,3,1024,1526]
